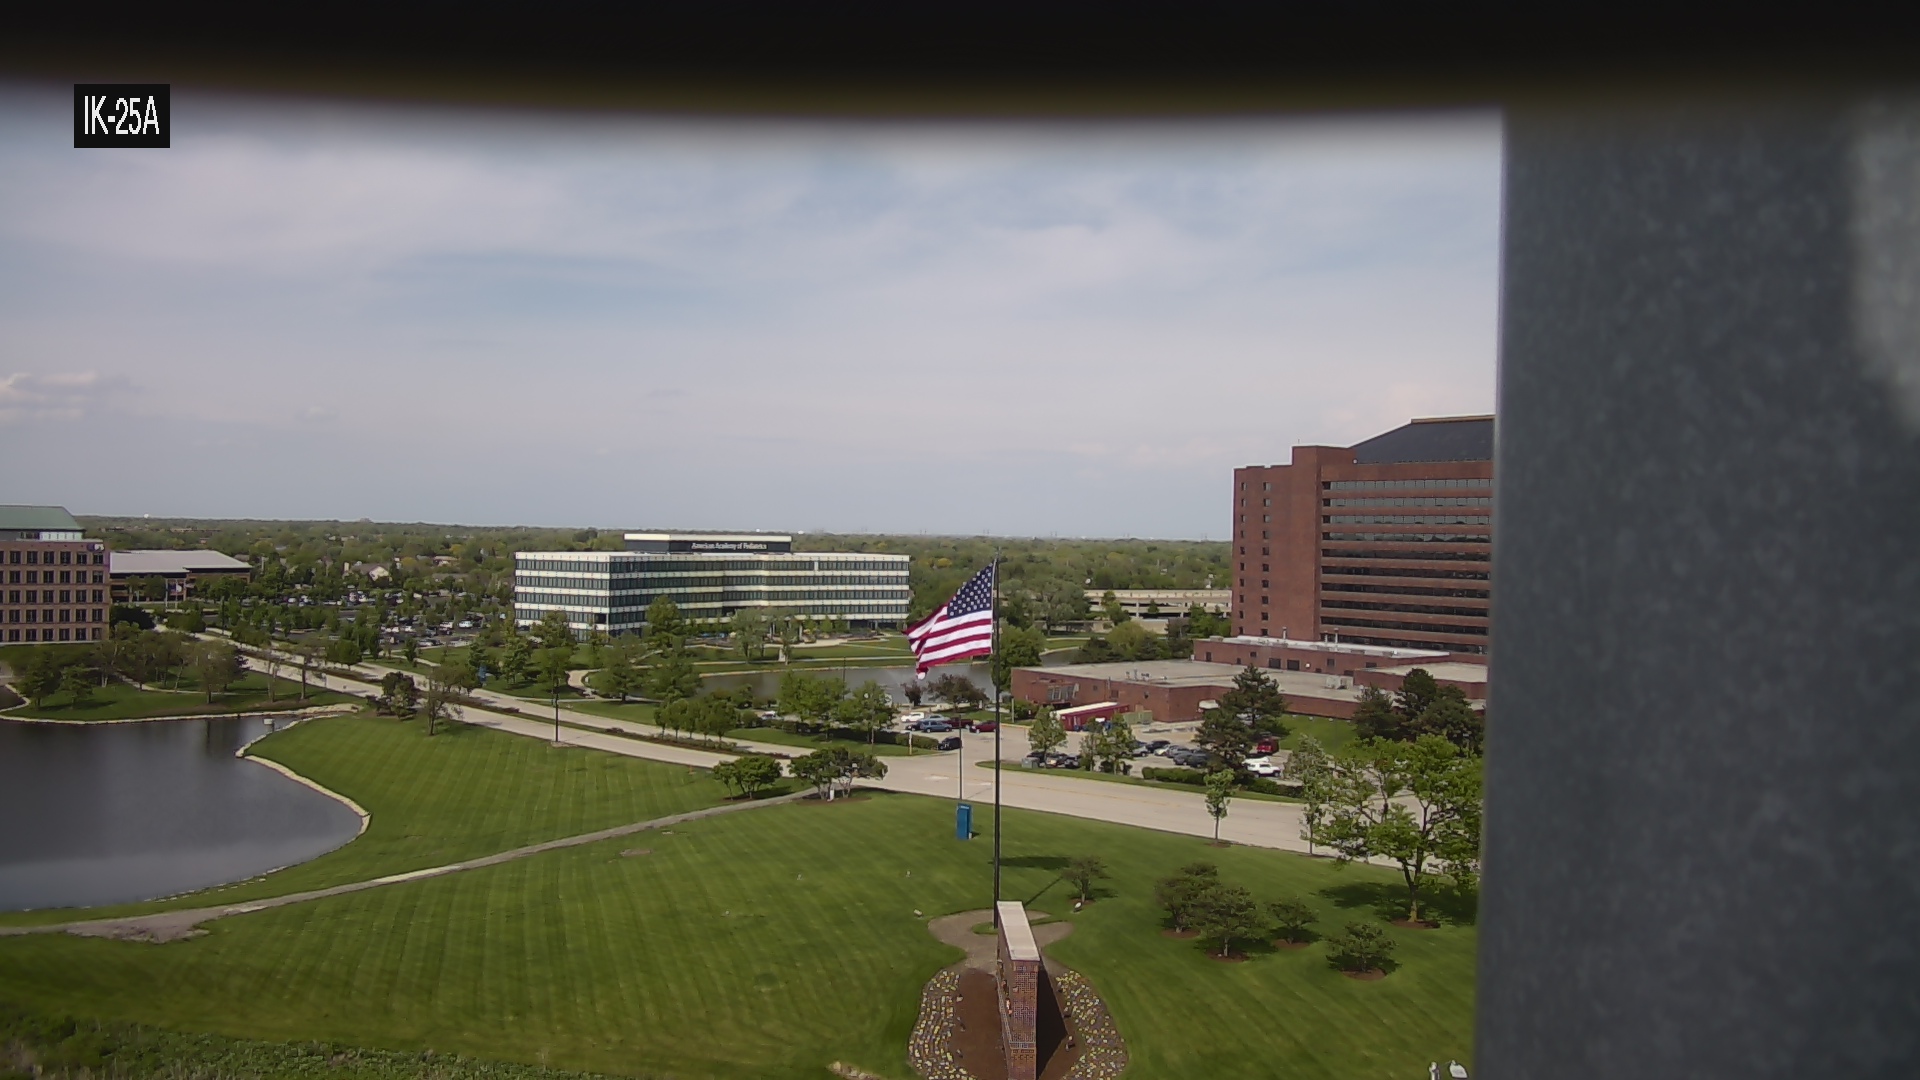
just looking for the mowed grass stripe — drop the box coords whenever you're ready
[0,783,1473,1078]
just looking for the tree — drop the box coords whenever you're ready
[1061,856,1109,903]
[1268,896,1317,945]
[381,670,420,719]
[644,642,700,705]
[836,680,896,745]
[536,646,573,703]
[402,637,418,668]
[1283,735,1336,854]
[1100,589,1129,626]
[1204,769,1235,841]
[1153,862,1219,932]
[293,642,319,701]
[731,608,772,662]
[1352,685,1407,742]
[644,596,685,643]
[192,641,244,703]
[19,652,64,708]
[1323,736,1482,924]
[599,642,640,703]
[713,754,783,799]
[168,605,206,633]
[421,661,473,736]
[990,624,1046,694]
[927,672,986,712]
[534,609,575,654]
[1084,714,1136,774]
[1026,709,1067,757]
[1190,881,1260,958]
[60,664,95,708]
[1395,668,1441,727]
[109,604,155,631]
[498,632,532,685]
[789,746,885,799]
[1415,686,1484,755]
[1104,620,1162,661]
[1033,576,1091,632]
[1194,709,1255,770]
[899,677,925,708]
[1326,921,1397,974]
[790,750,839,800]
[1216,665,1289,739]
[776,671,846,730]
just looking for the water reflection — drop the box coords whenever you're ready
[0,716,362,912]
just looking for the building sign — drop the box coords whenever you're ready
[679,539,777,553]
[625,534,793,554]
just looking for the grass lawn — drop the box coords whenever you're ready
[721,726,920,757]
[564,698,659,725]
[978,760,1304,803]
[8,673,354,722]
[0,713,734,928]
[0,789,1474,1080]
[1280,714,1362,754]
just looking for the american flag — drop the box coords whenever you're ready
[905,564,995,675]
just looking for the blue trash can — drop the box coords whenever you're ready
[956,802,973,840]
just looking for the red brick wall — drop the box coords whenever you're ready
[0,540,111,644]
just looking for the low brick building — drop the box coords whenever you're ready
[1197,635,1489,698]
[1013,653,1487,723]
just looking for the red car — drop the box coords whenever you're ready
[969,720,998,733]
[1254,736,1280,755]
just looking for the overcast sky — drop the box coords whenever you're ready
[0,84,1501,539]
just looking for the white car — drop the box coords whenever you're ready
[898,711,928,725]
[1243,758,1281,777]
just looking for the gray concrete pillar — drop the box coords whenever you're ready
[1479,94,1920,1077]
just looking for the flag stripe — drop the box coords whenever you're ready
[906,564,996,675]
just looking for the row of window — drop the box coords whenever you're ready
[1325,515,1491,526]
[514,556,905,574]
[1323,497,1492,508]
[6,570,104,585]
[1323,598,1490,618]
[4,627,101,642]
[2,608,106,624]
[1324,478,1491,491]
[1321,564,1491,580]
[1320,614,1487,636]
[1322,583,1490,600]
[1323,630,1488,655]
[1321,532,1492,543]
[6,589,106,604]
[517,591,910,610]
[1322,548,1490,563]
[3,549,106,565]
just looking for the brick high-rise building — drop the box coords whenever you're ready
[0,505,112,644]
[1231,416,1493,655]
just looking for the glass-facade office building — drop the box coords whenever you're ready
[514,533,910,637]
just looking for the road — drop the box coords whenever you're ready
[242,643,1321,855]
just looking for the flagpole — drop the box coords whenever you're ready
[991,551,1003,911]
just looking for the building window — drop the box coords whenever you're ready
[91,627,102,640]
[25,552,36,564]
[1287,659,1300,671]
[5,629,14,641]
[24,610,34,623]
[24,629,34,641]
[58,628,70,641]
[1260,596,1269,605]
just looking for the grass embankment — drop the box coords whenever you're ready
[0,714,735,928]
[0,787,1473,1079]
[977,760,1303,803]
[8,673,354,722]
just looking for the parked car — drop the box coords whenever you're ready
[922,720,953,733]
[1055,754,1081,769]
[1145,739,1170,752]
[899,711,928,725]
[1243,758,1281,777]
[971,720,998,733]
[1254,736,1281,756]
[1130,740,1150,757]
[1021,753,1045,768]
[936,736,963,752]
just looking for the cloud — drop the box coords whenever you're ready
[0,371,127,422]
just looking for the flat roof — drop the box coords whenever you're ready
[111,550,251,575]
[1376,661,1491,682]
[1215,635,1455,661]
[1034,660,1246,688]
[1055,701,1120,717]
[996,901,1040,961]
[0,505,81,531]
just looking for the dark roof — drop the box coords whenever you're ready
[0,505,81,531]
[1351,417,1494,464]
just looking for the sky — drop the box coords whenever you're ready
[0,84,1502,539]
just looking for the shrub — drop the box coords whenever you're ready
[1326,921,1397,973]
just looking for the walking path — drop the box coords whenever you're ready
[0,789,807,944]
[226,638,1323,855]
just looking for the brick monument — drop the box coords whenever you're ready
[995,900,1041,1080]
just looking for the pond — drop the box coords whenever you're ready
[0,716,364,913]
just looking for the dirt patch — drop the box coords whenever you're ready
[1342,968,1387,981]
[1207,840,1233,848]
[1160,928,1200,939]
[1271,938,1310,950]
[620,849,652,857]
[1391,918,1440,929]
[950,969,1009,1080]
[798,794,872,804]
[1206,951,1249,963]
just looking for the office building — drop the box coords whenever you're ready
[0,505,111,644]
[1230,415,1493,654]
[110,549,253,602]
[514,532,910,638]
